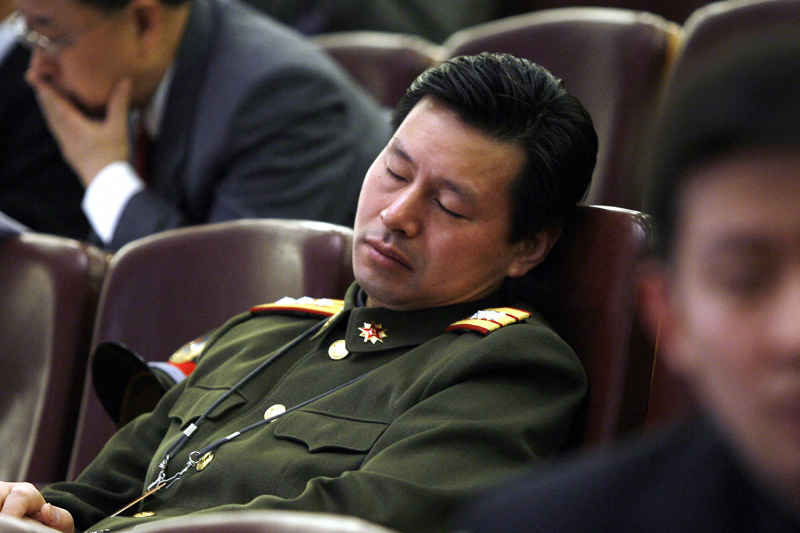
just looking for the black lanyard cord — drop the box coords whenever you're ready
[196,369,372,457]
[148,316,331,491]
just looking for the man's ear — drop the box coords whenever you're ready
[128,0,163,55]
[638,261,695,378]
[506,227,562,278]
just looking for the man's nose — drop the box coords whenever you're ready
[380,188,422,238]
[26,46,59,83]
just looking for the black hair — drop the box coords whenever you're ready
[392,52,597,242]
[646,32,800,260]
[77,0,186,11]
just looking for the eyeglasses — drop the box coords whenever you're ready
[9,10,112,56]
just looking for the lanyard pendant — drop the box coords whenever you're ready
[195,451,214,471]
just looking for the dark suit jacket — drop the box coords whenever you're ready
[109,0,391,251]
[0,44,90,240]
[454,418,800,533]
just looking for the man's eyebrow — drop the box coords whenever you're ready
[24,13,57,30]
[705,234,773,257]
[389,139,478,203]
[389,139,413,165]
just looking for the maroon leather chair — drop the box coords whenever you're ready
[442,8,682,210]
[499,0,715,23]
[107,511,399,533]
[0,233,108,483]
[67,219,354,480]
[664,0,800,87]
[521,205,654,447]
[313,31,443,108]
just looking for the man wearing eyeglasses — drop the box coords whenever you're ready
[12,0,390,251]
[0,0,89,238]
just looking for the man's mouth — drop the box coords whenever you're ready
[365,238,412,270]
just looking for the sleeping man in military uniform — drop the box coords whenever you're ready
[0,52,598,533]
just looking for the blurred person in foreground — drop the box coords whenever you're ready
[13,0,390,251]
[0,52,597,533]
[453,33,800,533]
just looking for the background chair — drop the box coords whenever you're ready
[498,0,715,23]
[519,205,654,447]
[0,514,59,533]
[442,8,682,210]
[0,233,108,483]
[117,510,399,533]
[313,31,443,108]
[67,219,354,480]
[665,0,800,79]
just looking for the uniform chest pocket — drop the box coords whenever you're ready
[273,410,389,453]
[168,386,247,427]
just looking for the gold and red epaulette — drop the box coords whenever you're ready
[250,297,345,317]
[446,307,531,335]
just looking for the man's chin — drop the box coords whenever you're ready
[58,88,107,119]
[70,95,107,120]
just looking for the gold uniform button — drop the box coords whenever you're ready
[133,511,156,518]
[328,339,348,360]
[264,403,286,420]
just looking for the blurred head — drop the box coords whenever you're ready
[640,33,800,508]
[353,53,597,311]
[16,0,189,116]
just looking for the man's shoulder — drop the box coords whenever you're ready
[205,0,341,72]
[445,307,536,336]
[456,419,735,533]
[249,296,345,318]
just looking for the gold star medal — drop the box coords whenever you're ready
[358,322,387,344]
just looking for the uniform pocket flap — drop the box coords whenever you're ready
[168,386,247,426]
[273,410,388,453]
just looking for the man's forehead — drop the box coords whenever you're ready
[386,137,493,205]
[16,0,93,27]
[675,167,800,259]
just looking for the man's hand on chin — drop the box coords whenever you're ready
[0,483,74,533]
[26,73,133,189]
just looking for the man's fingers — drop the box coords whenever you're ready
[39,503,74,533]
[0,483,45,518]
[29,79,93,139]
[106,77,133,125]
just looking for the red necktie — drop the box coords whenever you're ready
[133,123,154,186]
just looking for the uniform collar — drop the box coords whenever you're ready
[332,283,515,353]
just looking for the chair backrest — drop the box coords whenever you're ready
[313,31,443,108]
[667,0,800,79]
[0,233,108,483]
[67,219,354,480]
[442,8,682,210]
[126,510,399,533]
[498,0,715,24]
[519,205,653,447]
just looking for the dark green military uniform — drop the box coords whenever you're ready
[43,283,586,533]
